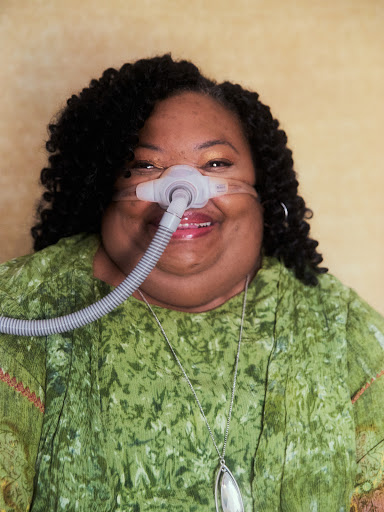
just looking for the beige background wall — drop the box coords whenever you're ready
[0,0,383,314]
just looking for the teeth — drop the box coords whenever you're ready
[179,222,212,228]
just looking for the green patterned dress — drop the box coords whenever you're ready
[0,234,383,511]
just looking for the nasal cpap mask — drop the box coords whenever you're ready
[113,164,258,209]
[0,165,258,337]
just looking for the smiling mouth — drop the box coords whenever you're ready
[149,211,216,240]
[170,219,215,239]
[150,213,215,239]
[176,222,212,229]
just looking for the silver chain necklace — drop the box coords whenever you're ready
[138,275,249,512]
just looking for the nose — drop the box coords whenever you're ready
[136,165,214,209]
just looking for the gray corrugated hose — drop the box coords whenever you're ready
[0,190,190,336]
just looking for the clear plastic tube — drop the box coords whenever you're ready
[113,167,258,207]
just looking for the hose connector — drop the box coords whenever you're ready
[159,188,191,232]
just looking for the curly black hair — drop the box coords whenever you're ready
[31,54,326,285]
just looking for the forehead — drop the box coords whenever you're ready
[139,92,247,146]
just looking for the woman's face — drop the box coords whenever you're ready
[97,92,264,311]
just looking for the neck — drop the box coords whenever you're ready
[93,245,259,313]
[132,278,251,313]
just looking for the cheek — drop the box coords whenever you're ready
[215,195,263,234]
[101,203,146,250]
[102,202,145,229]
[235,205,264,272]
[235,206,263,254]
[215,196,263,260]
[100,202,157,273]
[244,203,263,234]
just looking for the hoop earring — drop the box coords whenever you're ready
[280,202,288,226]
[261,200,289,229]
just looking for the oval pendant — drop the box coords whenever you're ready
[215,464,244,512]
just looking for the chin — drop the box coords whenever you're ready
[156,261,211,277]
[158,248,219,274]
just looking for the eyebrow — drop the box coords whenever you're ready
[136,143,163,151]
[136,139,239,154]
[195,139,239,154]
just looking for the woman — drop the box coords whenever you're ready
[0,54,383,511]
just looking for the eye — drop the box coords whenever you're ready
[133,161,156,169]
[204,159,233,170]
[129,161,163,176]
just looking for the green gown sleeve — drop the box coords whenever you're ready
[0,284,45,511]
[0,340,45,511]
[346,290,384,510]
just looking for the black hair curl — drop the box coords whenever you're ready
[32,54,326,285]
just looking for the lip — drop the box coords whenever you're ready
[151,212,216,239]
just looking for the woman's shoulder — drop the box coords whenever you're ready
[0,234,99,300]
[0,233,100,354]
[264,258,384,506]
[263,255,353,307]
[265,256,384,367]
[0,234,99,420]
[270,255,379,316]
